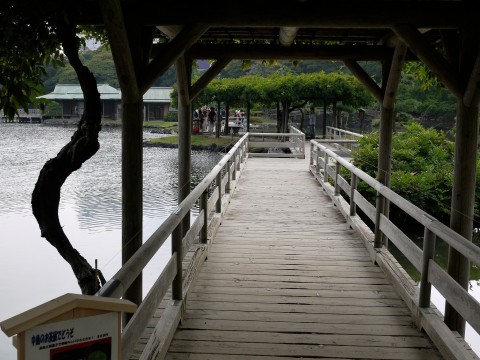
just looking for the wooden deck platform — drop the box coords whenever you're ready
[164,155,443,359]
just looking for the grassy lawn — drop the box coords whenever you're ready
[143,121,178,129]
[147,134,240,149]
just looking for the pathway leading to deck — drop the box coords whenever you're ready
[166,152,442,359]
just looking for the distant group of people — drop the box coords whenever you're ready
[193,106,216,134]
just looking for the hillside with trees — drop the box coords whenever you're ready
[42,48,456,130]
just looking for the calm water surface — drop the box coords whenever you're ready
[0,124,224,359]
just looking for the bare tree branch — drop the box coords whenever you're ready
[31,17,105,295]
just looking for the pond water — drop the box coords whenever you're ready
[0,124,223,359]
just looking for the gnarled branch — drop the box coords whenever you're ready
[31,17,105,294]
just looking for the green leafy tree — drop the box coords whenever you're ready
[350,122,478,225]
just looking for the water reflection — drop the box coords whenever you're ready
[0,124,222,360]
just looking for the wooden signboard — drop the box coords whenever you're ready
[0,293,137,360]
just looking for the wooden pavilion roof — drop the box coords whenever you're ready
[73,0,476,63]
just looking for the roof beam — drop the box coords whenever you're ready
[190,58,231,100]
[393,24,463,98]
[343,60,383,103]
[76,1,471,28]
[99,0,139,101]
[181,44,395,61]
[140,23,208,94]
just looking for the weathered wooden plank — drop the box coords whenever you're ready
[182,300,412,316]
[172,329,433,348]
[157,155,445,359]
[182,309,414,325]
[185,292,406,307]
[168,339,442,359]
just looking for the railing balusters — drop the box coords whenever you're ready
[335,161,340,196]
[171,224,183,300]
[419,227,436,307]
[216,172,222,213]
[199,190,208,244]
[323,152,328,182]
[226,160,231,193]
[349,173,357,216]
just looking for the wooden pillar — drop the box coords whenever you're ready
[121,98,143,310]
[444,26,480,336]
[374,41,407,248]
[99,0,145,324]
[171,56,192,301]
[175,56,192,235]
[445,99,479,334]
[392,23,480,336]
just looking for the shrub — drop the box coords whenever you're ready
[350,122,464,225]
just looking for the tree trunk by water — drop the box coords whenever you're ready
[31,19,105,295]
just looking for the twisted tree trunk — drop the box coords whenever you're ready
[31,19,105,295]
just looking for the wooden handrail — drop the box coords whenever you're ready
[94,128,306,359]
[310,139,480,358]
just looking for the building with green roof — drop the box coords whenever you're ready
[38,84,173,121]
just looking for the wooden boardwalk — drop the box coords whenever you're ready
[164,154,443,359]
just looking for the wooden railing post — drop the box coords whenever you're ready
[316,151,320,175]
[232,154,237,181]
[374,193,385,248]
[226,160,231,193]
[349,173,357,216]
[419,227,436,307]
[171,222,183,300]
[236,150,241,171]
[310,142,314,166]
[216,172,222,213]
[334,161,340,196]
[323,152,328,182]
[199,190,208,244]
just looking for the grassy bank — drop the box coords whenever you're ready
[145,134,240,152]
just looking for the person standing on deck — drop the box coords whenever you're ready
[308,107,316,139]
[208,106,216,133]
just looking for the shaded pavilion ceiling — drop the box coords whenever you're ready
[74,0,477,65]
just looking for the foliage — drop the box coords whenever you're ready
[351,122,460,224]
[147,135,236,149]
[43,101,62,117]
[396,73,456,124]
[0,1,64,119]
[179,72,374,115]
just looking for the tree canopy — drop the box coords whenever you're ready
[0,1,65,118]
[175,72,374,114]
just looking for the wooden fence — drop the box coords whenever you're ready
[310,139,480,360]
[96,127,304,359]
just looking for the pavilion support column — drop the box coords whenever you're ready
[445,28,480,334]
[445,101,479,334]
[374,41,407,248]
[172,56,192,301]
[121,98,143,307]
[99,0,144,326]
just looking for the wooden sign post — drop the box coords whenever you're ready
[0,293,137,360]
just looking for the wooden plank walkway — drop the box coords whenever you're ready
[164,153,443,359]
